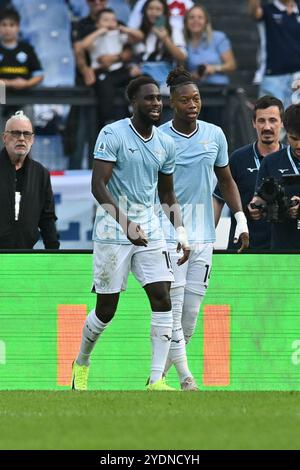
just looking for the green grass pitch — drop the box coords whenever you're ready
[0,391,300,450]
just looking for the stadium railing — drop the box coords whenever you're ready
[1,85,256,153]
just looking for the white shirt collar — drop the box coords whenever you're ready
[273,0,299,14]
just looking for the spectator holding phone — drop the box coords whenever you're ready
[134,0,186,89]
[128,0,194,46]
[184,4,236,85]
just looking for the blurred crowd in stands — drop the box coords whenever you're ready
[0,0,238,170]
[0,0,299,172]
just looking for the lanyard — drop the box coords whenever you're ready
[252,142,261,170]
[287,146,300,175]
[253,142,285,170]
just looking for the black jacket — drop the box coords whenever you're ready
[0,148,60,249]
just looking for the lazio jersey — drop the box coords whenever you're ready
[159,119,228,244]
[93,118,175,244]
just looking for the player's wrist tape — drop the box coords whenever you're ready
[234,211,249,239]
[176,226,190,249]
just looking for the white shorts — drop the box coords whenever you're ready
[168,243,213,295]
[93,240,174,294]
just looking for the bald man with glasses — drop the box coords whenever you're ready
[0,111,60,249]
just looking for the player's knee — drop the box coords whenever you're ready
[95,294,119,323]
[95,309,115,323]
[152,291,172,312]
[145,282,171,311]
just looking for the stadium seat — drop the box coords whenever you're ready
[32,134,69,171]
[109,0,130,24]
[12,0,71,32]
[68,0,89,19]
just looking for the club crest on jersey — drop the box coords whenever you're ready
[154,148,166,160]
[199,140,211,150]
[16,51,28,63]
[97,141,106,153]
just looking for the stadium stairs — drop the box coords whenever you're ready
[197,0,259,98]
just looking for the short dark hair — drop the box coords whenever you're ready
[166,66,197,94]
[0,7,20,25]
[126,75,159,102]
[253,95,284,121]
[283,104,300,136]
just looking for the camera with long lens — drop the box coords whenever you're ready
[250,174,300,226]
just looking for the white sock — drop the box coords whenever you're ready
[76,309,110,366]
[163,356,173,376]
[164,287,192,382]
[182,291,204,344]
[150,311,173,384]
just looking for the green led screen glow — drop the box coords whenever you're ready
[0,253,299,390]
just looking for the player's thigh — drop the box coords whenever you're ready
[186,243,213,295]
[131,240,174,288]
[93,242,133,294]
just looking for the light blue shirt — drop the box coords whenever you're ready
[93,118,176,244]
[187,31,231,85]
[158,119,229,244]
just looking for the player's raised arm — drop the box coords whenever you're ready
[214,165,249,253]
[157,171,189,265]
[92,159,148,246]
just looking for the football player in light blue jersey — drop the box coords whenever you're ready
[159,67,249,390]
[72,75,190,392]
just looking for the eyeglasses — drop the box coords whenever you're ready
[5,130,34,140]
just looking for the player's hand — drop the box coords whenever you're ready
[237,232,249,253]
[288,196,300,219]
[247,196,265,220]
[176,226,190,265]
[126,221,148,246]
[177,246,190,265]
[233,211,249,253]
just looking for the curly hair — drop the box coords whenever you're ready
[126,75,159,102]
[166,66,196,94]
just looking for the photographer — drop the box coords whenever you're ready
[213,96,284,251]
[249,104,300,250]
